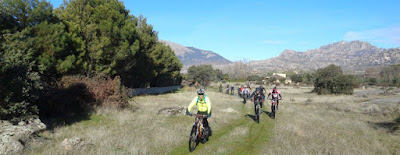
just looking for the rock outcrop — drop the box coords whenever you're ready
[0,119,46,154]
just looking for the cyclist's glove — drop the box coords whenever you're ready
[186,110,191,116]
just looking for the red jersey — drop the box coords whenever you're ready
[269,89,281,98]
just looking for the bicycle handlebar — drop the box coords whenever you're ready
[267,98,282,100]
[187,113,208,118]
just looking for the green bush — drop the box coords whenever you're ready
[0,0,182,122]
[313,64,355,95]
[247,75,261,81]
[369,78,377,85]
[0,48,43,122]
[186,65,223,83]
[290,74,303,83]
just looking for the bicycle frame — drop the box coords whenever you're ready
[191,114,207,138]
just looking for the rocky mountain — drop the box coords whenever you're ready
[160,40,231,68]
[248,40,400,72]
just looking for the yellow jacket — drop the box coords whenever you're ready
[188,95,211,114]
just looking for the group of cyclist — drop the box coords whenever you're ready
[186,82,283,143]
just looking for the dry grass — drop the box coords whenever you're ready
[24,87,245,155]
[23,85,400,154]
[262,86,400,155]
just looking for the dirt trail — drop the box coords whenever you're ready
[169,95,275,154]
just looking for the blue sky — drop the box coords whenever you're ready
[50,0,400,61]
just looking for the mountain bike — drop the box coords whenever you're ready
[188,114,209,152]
[254,98,261,123]
[270,98,281,119]
[243,91,248,104]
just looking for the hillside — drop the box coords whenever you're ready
[248,40,400,72]
[160,40,231,69]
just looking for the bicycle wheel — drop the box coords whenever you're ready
[189,125,198,152]
[271,103,275,119]
[256,103,260,123]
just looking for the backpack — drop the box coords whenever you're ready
[197,95,207,104]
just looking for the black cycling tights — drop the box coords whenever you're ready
[203,117,209,128]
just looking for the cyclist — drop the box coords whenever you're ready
[250,87,266,109]
[241,86,250,103]
[267,86,282,109]
[259,85,266,94]
[239,85,244,97]
[186,88,212,137]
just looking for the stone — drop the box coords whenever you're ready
[0,119,46,154]
[157,106,186,116]
[61,137,85,151]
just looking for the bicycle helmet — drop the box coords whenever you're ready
[255,87,260,92]
[197,88,205,95]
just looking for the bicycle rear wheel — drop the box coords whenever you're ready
[189,126,198,152]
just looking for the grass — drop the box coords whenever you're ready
[22,85,400,154]
[261,86,400,155]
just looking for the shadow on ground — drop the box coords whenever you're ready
[370,117,400,133]
[263,111,275,119]
[245,114,257,122]
[38,83,96,131]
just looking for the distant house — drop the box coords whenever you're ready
[273,73,286,78]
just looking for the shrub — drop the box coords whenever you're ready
[247,75,261,81]
[38,75,128,118]
[369,78,377,85]
[290,74,303,83]
[313,64,354,95]
[0,49,43,123]
[186,65,224,83]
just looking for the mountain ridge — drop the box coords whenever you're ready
[162,39,400,73]
[247,40,400,72]
[160,40,231,69]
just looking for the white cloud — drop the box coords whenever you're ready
[262,40,286,44]
[344,27,400,44]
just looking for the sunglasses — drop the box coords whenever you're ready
[198,94,204,95]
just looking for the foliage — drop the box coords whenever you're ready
[290,74,303,83]
[379,65,400,87]
[313,64,354,95]
[247,74,261,81]
[0,0,182,121]
[279,78,286,84]
[1,0,57,122]
[369,78,377,85]
[57,0,182,87]
[186,65,223,82]
[362,65,400,87]
[269,77,277,83]
[38,75,128,118]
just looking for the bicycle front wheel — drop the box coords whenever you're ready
[189,126,198,152]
